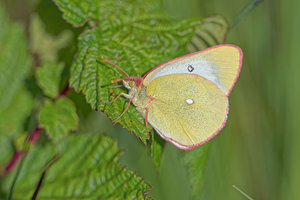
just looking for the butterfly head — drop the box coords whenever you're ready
[122,76,143,88]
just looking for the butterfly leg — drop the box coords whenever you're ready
[106,93,132,104]
[107,84,123,89]
[112,98,133,123]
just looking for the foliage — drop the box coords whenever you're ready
[36,62,64,98]
[2,134,151,199]
[0,2,33,166]
[38,97,78,143]
[29,14,73,63]
[182,144,211,198]
[0,0,233,199]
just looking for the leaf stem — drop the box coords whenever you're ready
[29,126,41,143]
[31,171,46,200]
[230,0,263,30]
[7,152,27,200]
[57,84,71,99]
[5,151,22,173]
[31,154,60,200]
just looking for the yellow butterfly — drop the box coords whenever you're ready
[103,44,243,150]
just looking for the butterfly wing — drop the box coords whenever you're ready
[143,44,243,96]
[145,74,228,150]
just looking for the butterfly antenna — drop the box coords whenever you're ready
[112,98,133,123]
[101,56,130,78]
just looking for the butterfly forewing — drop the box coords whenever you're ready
[143,45,242,96]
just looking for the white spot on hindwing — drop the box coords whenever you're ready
[185,98,194,104]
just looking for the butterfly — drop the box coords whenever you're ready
[103,44,243,150]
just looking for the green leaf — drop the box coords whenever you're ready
[54,0,163,27]
[150,131,165,170]
[0,2,34,164]
[38,97,78,143]
[0,136,11,165]
[0,88,34,138]
[186,15,229,52]
[0,3,32,114]
[2,134,151,199]
[0,89,34,165]
[182,144,211,198]
[29,14,73,62]
[36,61,64,98]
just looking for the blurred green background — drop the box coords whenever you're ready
[2,0,300,199]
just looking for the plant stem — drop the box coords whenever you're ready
[7,153,26,200]
[230,0,263,30]
[232,185,254,200]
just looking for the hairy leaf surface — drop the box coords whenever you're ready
[2,134,151,199]
[38,97,78,143]
[36,62,64,98]
[0,3,33,165]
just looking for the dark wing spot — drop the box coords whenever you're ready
[188,65,194,72]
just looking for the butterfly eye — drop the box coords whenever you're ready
[129,82,134,87]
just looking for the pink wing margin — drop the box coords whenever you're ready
[164,104,229,150]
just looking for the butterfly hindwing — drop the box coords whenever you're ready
[144,74,228,149]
